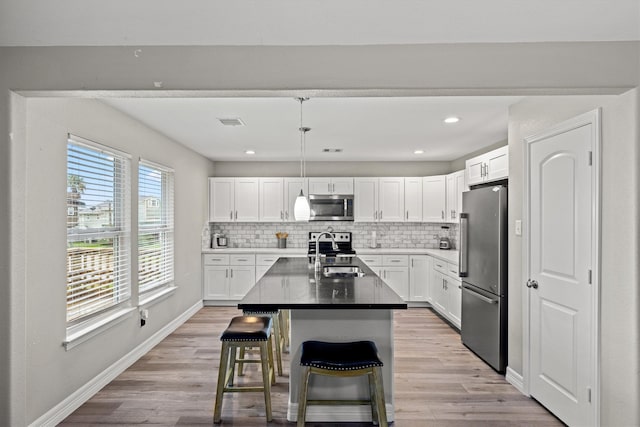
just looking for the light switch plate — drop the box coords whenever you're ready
[515,220,522,236]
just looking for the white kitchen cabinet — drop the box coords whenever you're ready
[259,178,284,222]
[422,175,446,223]
[255,253,279,280]
[359,254,409,301]
[209,177,259,222]
[404,177,423,222]
[308,177,353,195]
[465,145,509,186]
[445,170,466,223]
[203,253,256,304]
[409,255,430,302]
[354,177,405,222]
[284,178,308,222]
[431,258,461,329]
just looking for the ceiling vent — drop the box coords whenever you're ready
[322,148,343,153]
[218,117,245,127]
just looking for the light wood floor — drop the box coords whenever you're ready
[60,307,563,426]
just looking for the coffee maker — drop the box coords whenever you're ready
[438,226,451,250]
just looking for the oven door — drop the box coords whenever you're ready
[309,195,353,221]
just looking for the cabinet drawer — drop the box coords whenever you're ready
[359,255,382,267]
[447,262,459,277]
[433,258,447,274]
[203,254,230,266]
[256,254,279,266]
[382,255,409,267]
[230,254,255,265]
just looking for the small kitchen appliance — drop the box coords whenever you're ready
[212,234,228,248]
[439,226,451,249]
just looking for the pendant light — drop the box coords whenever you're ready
[294,97,311,221]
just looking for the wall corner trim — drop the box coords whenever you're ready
[29,300,204,427]
[505,366,527,396]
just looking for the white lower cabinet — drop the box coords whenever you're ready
[360,254,410,301]
[409,255,431,302]
[431,258,461,329]
[203,254,256,303]
[255,253,279,281]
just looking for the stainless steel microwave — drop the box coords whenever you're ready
[309,194,354,221]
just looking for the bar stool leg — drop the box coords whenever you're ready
[259,341,273,422]
[372,367,388,427]
[213,341,230,424]
[297,367,311,427]
[271,312,283,376]
[237,346,246,376]
[267,333,276,385]
[368,372,379,425]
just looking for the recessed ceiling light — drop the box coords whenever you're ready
[322,148,343,153]
[245,150,255,155]
[414,150,424,155]
[444,116,460,124]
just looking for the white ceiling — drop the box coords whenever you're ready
[103,96,521,162]
[1,1,638,46]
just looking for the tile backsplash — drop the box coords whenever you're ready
[208,221,458,250]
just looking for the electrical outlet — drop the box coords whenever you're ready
[515,220,522,236]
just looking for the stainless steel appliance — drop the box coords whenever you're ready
[309,194,354,221]
[307,231,356,262]
[212,234,228,248]
[459,184,507,373]
[439,237,451,249]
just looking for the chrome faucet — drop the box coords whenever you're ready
[314,232,339,273]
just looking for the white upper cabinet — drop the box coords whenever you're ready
[354,177,404,222]
[283,178,308,222]
[259,178,284,222]
[378,177,405,222]
[308,177,354,195]
[445,170,466,223]
[209,178,235,222]
[465,145,509,186]
[209,177,259,222]
[404,177,423,222]
[422,175,446,223]
[354,178,378,222]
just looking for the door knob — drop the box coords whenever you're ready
[526,279,539,289]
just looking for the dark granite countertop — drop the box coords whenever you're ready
[238,257,408,310]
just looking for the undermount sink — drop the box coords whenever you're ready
[322,265,365,278]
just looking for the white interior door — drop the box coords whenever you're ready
[526,112,598,427]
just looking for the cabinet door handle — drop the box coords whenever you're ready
[380,210,383,220]
[411,259,414,268]
[230,268,233,278]
[406,211,409,220]
[225,269,228,278]
[441,210,444,220]
[280,211,284,220]
[230,211,233,220]
[374,211,377,220]
[332,183,335,193]
[235,211,238,220]
[328,183,331,193]
[285,211,289,220]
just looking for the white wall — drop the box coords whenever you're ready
[213,160,452,177]
[22,98,214,423]
[507,91,640,426]
[0,42,638,425]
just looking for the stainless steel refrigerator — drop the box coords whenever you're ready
[459,184,507,373]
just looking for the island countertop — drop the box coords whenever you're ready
[238,257,407,311]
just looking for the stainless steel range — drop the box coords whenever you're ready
[307,231,356,262]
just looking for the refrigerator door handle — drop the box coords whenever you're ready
[463,285,497,304]
[459,212,469,277]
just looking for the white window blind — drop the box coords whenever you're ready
[66,135,131,323]
[138,159,174,295]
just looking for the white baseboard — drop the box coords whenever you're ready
[505,366,527,396]
[287,402,395,423]
[30,300,204,427]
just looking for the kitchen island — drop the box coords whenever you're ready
[239,256,407,423]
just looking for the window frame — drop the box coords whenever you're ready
[137,158,175,298]
[65,134,132,329]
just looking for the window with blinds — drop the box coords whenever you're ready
[138,160,174,295]
[66,135,131,323]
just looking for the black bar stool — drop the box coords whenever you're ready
[241,309,284,376]
[213,316,275,423]
[297,340,388,427]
